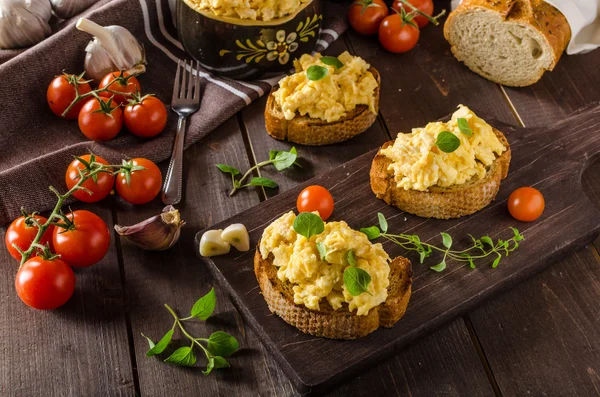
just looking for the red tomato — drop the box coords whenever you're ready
[78,97,123,141]
[99,71,141,105]
[116,158,162,205]
[16,257,75,310]
[348,0,389,36]
[297,185,335,221]
[47,74,92,119]
[52,210,110,268]
[379,13,420,53]
[65,154,115,203]
[508,187,545,222]
[5,215,54,262]
[124,95,168,138]
[393,0,434,28]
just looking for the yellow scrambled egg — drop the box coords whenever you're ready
[380,105,507,191]
[259,212,390,316]
[186,0,310,21]
[273,52,378,123]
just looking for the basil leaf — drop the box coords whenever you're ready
[307,65,328,81]
[203,357,215,375]
[249,177,278,188]
[441,232,452,249]
[272,147,297,171]
[492,254,501,268]
[213,356,230,369]
[347,249,356,266]
[165,346,196,367]
[293,212,324,240]
[457,118,473,137]
[377,212,388,233]
[430,259,447,272]
[191,287,216,320]
[207,331,239,358]
[360,226,381,240]
[435,131,461,153]
[146,329,174,357]
[343,267,371,296]
[419,251,427,264]
[216,164,240,176]
[320,56,343,69]
[480,236,494,247]
[316,242,328,261]
[141,333,155,350]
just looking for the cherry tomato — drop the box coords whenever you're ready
[508,187,545,222]
[393,0,434,28]
[348,0,389,36]
[78,97,123,141]
[65,154,115,203]
[47,74,92,120]
[5,215,54,262]
[16,257,75,310]
[98,71,141,105]
[124,95,168,138]
[52,210,110,268]
[116,158,162,205]
[379,13,420,53]
[297,185,335,221]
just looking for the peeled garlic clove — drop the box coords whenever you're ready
[115,206,185,251]
[200,230,231,257]
[221,224,250,252]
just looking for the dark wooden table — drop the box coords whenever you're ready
[3,2,600,396]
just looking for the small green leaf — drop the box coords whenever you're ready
[293,212,325,240]
[213,356,230,369]
[320,56,343,69]
[249,177,278,188]
[203,357,215,375]
[419,251,427,264]
[468,257,476,269]
[191,288,216,320]
[347,250,356,266]
[141,333,156,350]
[165,346,196,366]
[430,259,447,272]
[510,227,524,241]
[316,242,328,261]
[457,118,473,137]
[441,232,452,249]
[492,255,501,268]
[272,147,298,171]
[207,331,239,358]
[377,213,388,233]
[343,267,371,296]
[146,329,174,357]
[307,65,328,81]
[480,236,494,247]
[216,164,240,176]
[435,131,461,153]
[360,226,380,240]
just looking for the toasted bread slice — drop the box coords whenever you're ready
[264,68,380,146]
[254,249,412,340]
[371,128,511,219]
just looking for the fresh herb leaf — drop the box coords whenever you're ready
[343,267,371,296]
[441,232,452,249]
[316,242,328,261]
[430,259,447,272]
[492,254,501,268]
[360,226,381,240]
[272,147,298,171]
[419,251,427,264]
[480,236,493,247]
[207,331,239,358]
[457,118,473,137]
[146,329,174,357]
[216,164,240,176]
[307,65,328,81]
[320,56,343,69]
[249,177,278,188]
[141,333,156,350]
[435,131,461,153]
[165,346,196,367]
[347,249,356,266]
[377,213,388,233]
[191,288,216,320]
[293,212,325,240]
[203,357,215,375]
[213,356,230,369]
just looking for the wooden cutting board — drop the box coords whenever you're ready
[195,104,600,395]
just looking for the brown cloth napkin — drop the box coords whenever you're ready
[0,0,347,225]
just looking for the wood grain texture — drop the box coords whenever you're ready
[197,105,600,394]
[0,203,135,397]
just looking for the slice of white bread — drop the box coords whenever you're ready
[444,0,571,87]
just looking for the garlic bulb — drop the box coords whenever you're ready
[115,206,185,251]
[0,0,52,49]
[50,0,99,19]
[76,17,146,82]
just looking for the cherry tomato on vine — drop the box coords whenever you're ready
[348,0,389,36]
[98,71,142,105]
[65,154,115,203]
[124,95,168,138]
[508,187,545,222]
[297,185,335,221]
[5,215,54,262]
[52,210,110,268]
[16,257,75,310]
[47,73,92,120]
[393,0,434,28]
[379,13,420,53]
[78,97,123,141]
[116,158,162,205]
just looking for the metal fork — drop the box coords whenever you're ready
[162,59,201,205]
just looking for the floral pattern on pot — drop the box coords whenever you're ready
[219,14,322,65]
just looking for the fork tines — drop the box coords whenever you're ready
[172,59,201,104]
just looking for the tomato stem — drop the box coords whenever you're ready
[396,0,446,26]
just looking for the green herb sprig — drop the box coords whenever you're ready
[307,65,328,81]
[320,56,343,69]
[142,288,239,374]
[435,131,461,153]
[361,213,524,272]
[217,147,300,196]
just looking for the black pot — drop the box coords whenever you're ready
[176,0,323,80]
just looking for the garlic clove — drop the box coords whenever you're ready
[115,206,185,251]
[221,224,250,252]
[200,230,231,257]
